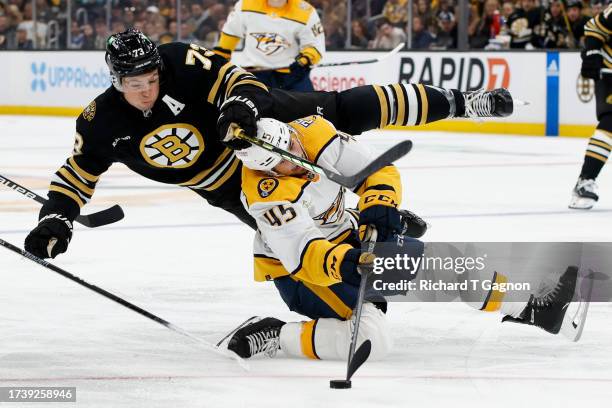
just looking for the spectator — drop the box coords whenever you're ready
[81,24,95,49]
[187,2,208,38]
[470,0,502,48]
[434,10,457,49]
[566,0,589,48]
[592,0,605,17]
[383,0,409,27]
[94,19,108,50]
[416,0,435,30]
[324,15,346,49]
[67,20,83,49]
[412,15,434,49]
[0,14,16,49]
[350,19,369,48]
[15,23,32,49]
[506,0,543,49]
[536,0,570,48]
[370,18,406,49]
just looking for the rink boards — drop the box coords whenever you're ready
[0,50,597,137]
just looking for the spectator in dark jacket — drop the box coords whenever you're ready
[412,15,434,49]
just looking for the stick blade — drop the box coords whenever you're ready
[328,140,412,188]
[347,340,372,381]
[76,205,125,228]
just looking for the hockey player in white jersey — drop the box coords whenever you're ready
[213,0,324,91]
[221,117,588,361]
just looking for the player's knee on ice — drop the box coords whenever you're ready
[279,303,391,360]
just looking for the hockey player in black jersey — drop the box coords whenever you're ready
[24,28,515,260]
[569,4,612,209]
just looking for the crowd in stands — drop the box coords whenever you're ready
[0,0,605,51]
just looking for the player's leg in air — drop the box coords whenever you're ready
[265,84,515,136]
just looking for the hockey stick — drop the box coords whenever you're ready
[0,174,124,228]
[330,226,377,389]
[247,42,405,73]
[234,128,412,189]
[0,238,248,370]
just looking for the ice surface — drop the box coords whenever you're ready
[1,116,610,407]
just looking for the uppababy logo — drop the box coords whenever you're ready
[30,61,110,92]
[31,62,46,91]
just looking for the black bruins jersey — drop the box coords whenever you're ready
[44,42,268,220]
[585,4,612,69]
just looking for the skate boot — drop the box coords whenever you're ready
[569,177,599,210]
[502,266,578,335]
[462,88,514,118]
[227,317,285,358]
[399,209,428,238]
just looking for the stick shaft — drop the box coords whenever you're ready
[346,227,377,378]
[0,238,247,369]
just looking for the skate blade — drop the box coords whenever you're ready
[568,196,596,210]
[513,99,530,107]
[216,316,261,348]
[560,273,594,342]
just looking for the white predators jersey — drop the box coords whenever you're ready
[240,116,401,287]
[223,0,325,68]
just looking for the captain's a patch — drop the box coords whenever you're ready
[258,178,279,198]
[82,101,96,121]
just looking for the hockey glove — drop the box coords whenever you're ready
[285,55,311,87]
[340,248,376,287]
[217,95,260,150]
[358,205,402,243]
[581,49,603,80]
[24,214,73,259]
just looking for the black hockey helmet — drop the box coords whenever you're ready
[105,29,162,90]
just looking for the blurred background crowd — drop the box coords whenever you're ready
[0,0,606,51]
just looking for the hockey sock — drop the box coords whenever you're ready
[335,84,463,135]
[369,84,464,128]
[579,128,611,180]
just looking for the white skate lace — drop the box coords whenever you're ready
[464,89,493,118]
[245,330,280,358]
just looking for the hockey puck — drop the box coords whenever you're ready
[329,380,352,389]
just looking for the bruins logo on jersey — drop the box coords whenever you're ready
[250,33,290,56]
[576,75,595,103]
[82,101,96,121]
[139,123,204,169]
[258,178,279,198]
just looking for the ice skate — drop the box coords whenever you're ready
[227,317,285,358]
[569,178,599,210]
[502,266,589,341]
[462,88,514,118]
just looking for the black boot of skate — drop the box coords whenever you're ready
[502,266,578,334]
[227,317,285,358]
[399,209,428,238]
[462,88,514,118]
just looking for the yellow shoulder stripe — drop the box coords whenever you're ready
[290,115,338,164]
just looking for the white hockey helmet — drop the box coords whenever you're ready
[235,118,293,172]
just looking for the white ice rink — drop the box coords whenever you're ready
[1,115,611,408]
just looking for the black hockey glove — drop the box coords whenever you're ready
[24,214,73,259]
[581,49,603,80]
[340,248,376,287]
[358,205,402,243]
[285,57,311,87]
[217,95,260,150]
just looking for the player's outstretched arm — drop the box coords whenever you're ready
[24,109,113,259]
[582,5,612,79]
